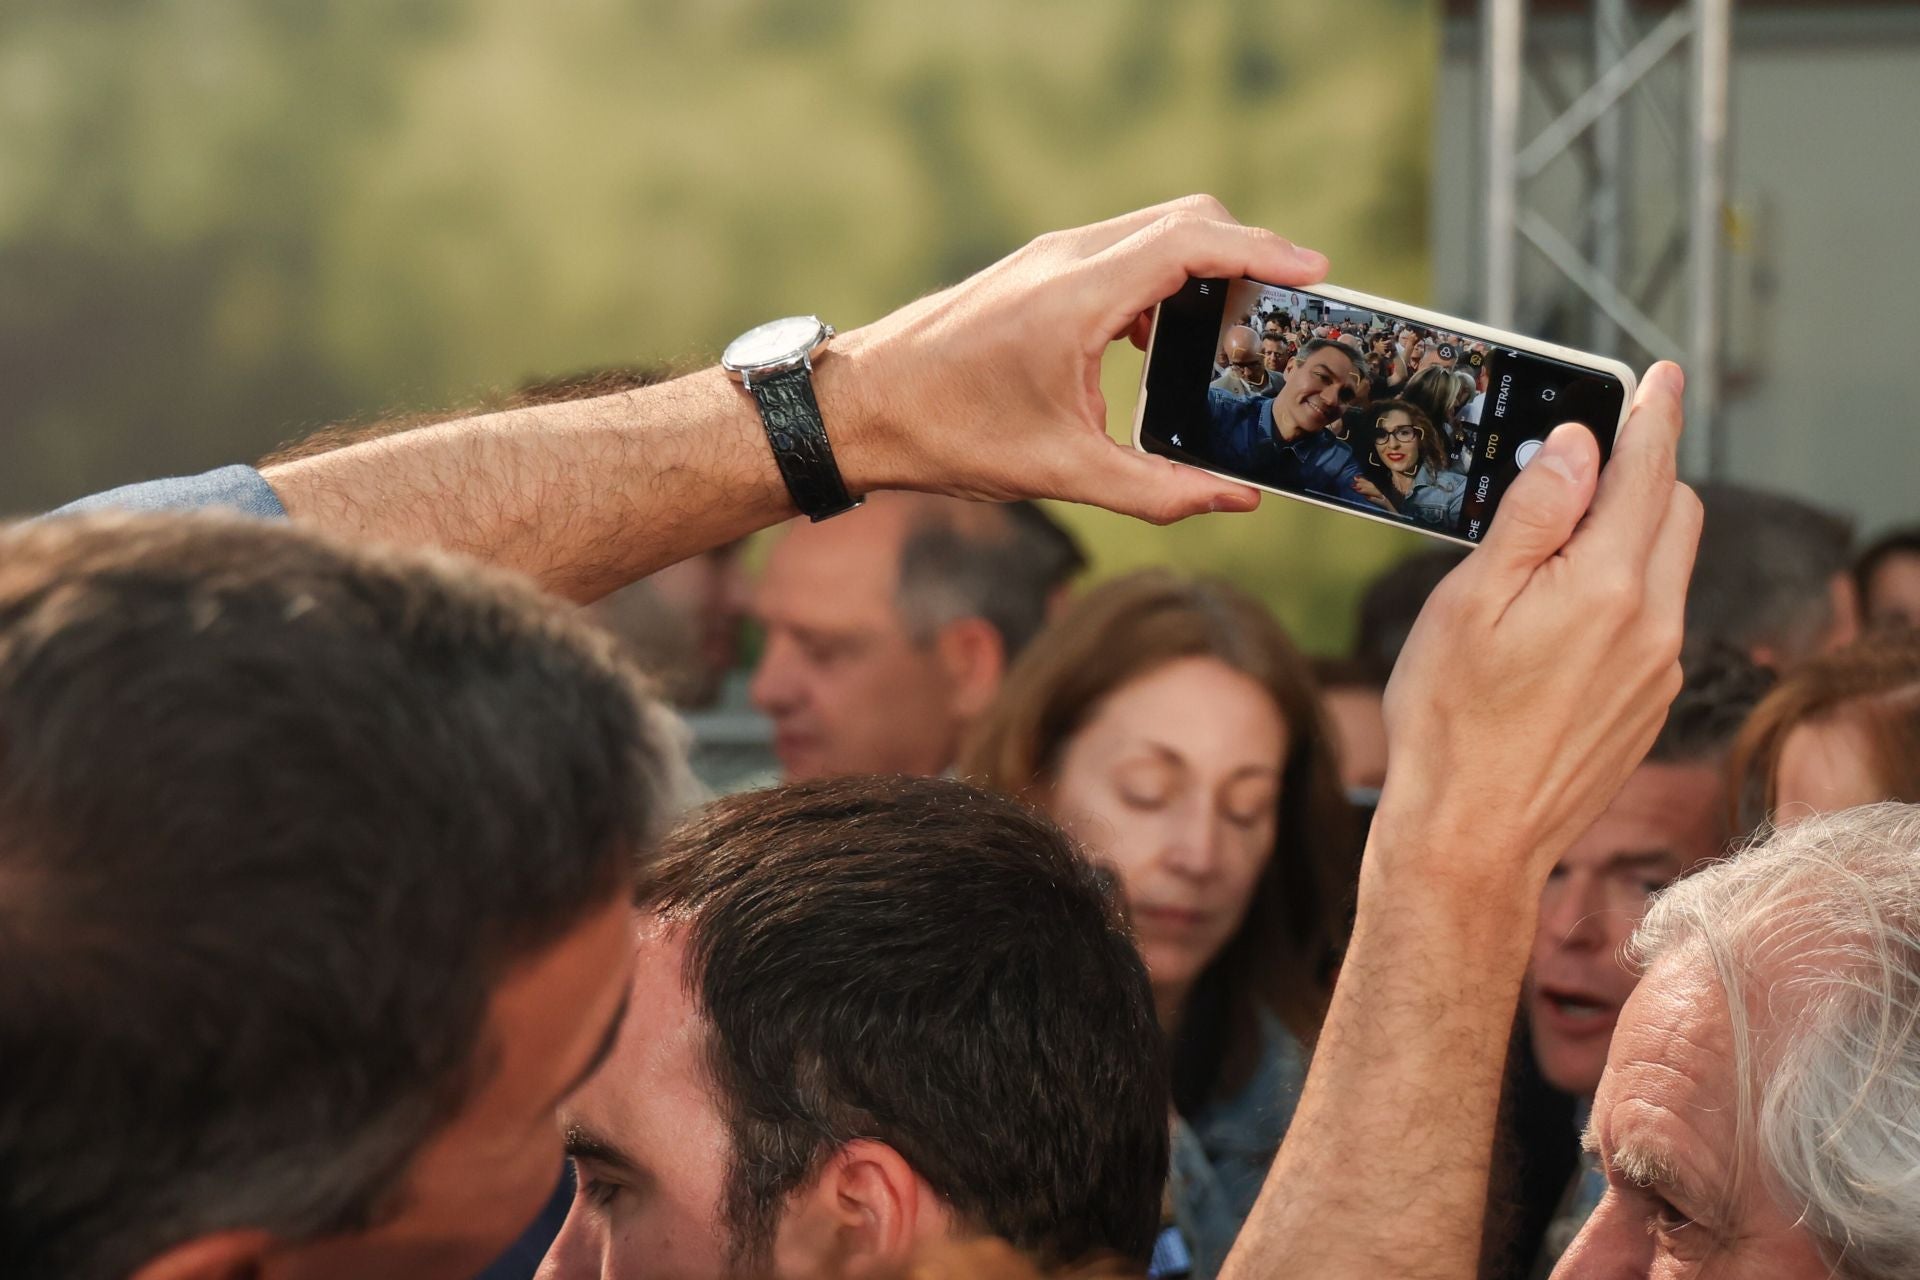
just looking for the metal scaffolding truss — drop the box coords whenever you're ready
[1479,0,1732,476]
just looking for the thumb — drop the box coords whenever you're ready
[1473,422,1599,588]
[1054,432,1261,525]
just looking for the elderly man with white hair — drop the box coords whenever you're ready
[1556,802,1920,1278]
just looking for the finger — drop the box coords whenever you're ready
[1570,361,1685,565]
[1125,309,1155,351]
[1469,420,1600,602]
[1061,194,1240,258]
[1079,214,1330,345]
[1050,431,1260,524]
[1643,480,1704,632]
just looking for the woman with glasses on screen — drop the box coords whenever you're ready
[1355,400,1467,530]
[960,572,1360,1280]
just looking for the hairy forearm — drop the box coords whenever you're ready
[1220,814,1542,1280]
[261,343,882,603]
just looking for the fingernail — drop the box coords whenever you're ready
[1654,361,1685,398]
[1210,490,1253,512]
[1537,423,1592,486]
[1296,247,1329,273]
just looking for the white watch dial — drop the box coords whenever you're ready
[724,316,824,371]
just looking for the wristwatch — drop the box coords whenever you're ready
[722,315,861,522]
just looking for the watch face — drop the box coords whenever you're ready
[724,316,825,372]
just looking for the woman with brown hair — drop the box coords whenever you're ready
[1729,631,1920,826]
[959,571,1360,1280]
[1352,399,1467,530]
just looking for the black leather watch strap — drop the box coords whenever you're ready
[748,365,861,521]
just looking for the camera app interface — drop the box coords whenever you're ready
[1140,278,1626,543]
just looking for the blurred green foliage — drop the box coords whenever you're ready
[0,0,1438,652]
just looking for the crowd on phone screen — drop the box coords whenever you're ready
[10,355,1920,1280]
[1204,304,1488,532]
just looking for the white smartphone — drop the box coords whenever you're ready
[1132,278,1637,546]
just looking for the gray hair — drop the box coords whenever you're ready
[895,500,1086,660]
[1686,483,1855,665]
[1629,803,1920,1279]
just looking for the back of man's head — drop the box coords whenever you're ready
[0,513,676,1280]
[1687,483,1858,669]
[634,775,1167,1268]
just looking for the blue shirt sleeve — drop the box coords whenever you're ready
[46,465,288,520]
[1205,390,1276,474]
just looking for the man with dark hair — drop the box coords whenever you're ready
[0,513,681,1280]
[1257,334,1289,393]
[539,777,1167,1279]
[1515,648,1775,1272]
[8,195,1308,1280]
[1203,338,1370,501]
[1685,482,1859,669]
[750,492,1085,780]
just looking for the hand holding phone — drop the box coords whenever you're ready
[1134,277,1636,545]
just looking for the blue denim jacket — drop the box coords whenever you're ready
[1204,391,1363,500]
[1166,1012,1307,1280]
[1396,463,1468,531]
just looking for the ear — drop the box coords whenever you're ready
[771,1140,951,1280]
[934,616,1007,724]
[128,1231,275,1280]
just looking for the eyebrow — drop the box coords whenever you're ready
[1582,1125,1714,1214]
[564,1122,642,1178]
[1132,741,1277,781]
[545,987,630,1114]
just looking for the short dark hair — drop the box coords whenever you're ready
[1351,548,1467,681]
[0,513,676,1280]
[1686,483,1855,665]
[896,500,1086,660]
[1648,644,1775,765]
[635,776,1167,1269]
[1294,337,1369,383]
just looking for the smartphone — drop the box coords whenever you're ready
[1133,278,1636,546]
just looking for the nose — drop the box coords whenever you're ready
[1548,1189,1650,1279]
[533,1194,597,1280]
[1538,873,1608,952]
[748,631,804,717]
[1159,803,1226,882]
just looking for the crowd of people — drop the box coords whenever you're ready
[4,198,1917,1280]
[1204,289,1491,532]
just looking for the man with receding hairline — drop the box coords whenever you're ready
[749,492,1082,781]
[1210,325,1275,398]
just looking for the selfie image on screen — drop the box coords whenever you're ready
[1139,278,1626,543]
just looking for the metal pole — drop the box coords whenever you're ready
[1685,0,1731,478]
[1483,0,1524,328]
[1591,0,1629,354]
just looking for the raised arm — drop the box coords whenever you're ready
[262,197,1326,602]
[1220,364,1700,1280]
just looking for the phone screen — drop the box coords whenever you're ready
[1139,278,1627,543]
